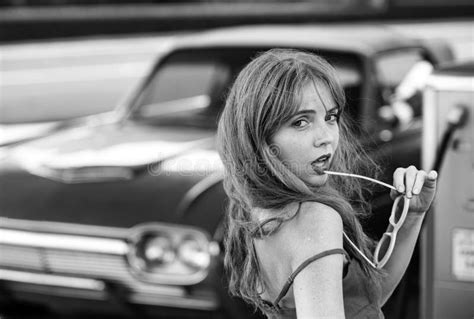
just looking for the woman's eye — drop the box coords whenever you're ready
[325,112,340,122]
[292,119,309,127]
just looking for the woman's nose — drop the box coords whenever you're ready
[313,124,333,147]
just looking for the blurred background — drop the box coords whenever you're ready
[0,0,473,124]
[0,1,473,319]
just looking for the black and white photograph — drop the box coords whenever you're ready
[0,1,473,318]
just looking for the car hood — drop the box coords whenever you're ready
[9,121,218,182]
[0,121,63,147]
[0,121,226,231]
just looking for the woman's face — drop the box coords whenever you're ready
[270,80,340,187]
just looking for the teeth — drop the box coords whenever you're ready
[316,155,328,162]
[312,154,330,172]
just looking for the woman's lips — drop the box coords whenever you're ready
[311,164,326,175]
[311,153,331,175]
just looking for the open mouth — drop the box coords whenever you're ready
[311,154,331,175]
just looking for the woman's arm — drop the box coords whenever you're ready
[379,167,438,305]
[284,202,346,318]
[379,212,425,305]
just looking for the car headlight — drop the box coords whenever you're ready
[126,223,219,285]
[178,236,210,270]
[140,233,176,269]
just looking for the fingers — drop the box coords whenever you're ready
[427,170,438,181]
[393,166,438,199]
[393,167,406,193]
[403,166,420,198]
[412,170,427,196]
[421,170,439,192]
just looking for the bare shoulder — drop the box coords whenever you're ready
[282,201,344,269]
[288,203,346,317]
[296,201,343,230]
[252,202,345,302]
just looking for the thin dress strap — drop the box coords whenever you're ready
[272,248,348,308]
[250,202,302,238]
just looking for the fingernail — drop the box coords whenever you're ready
[407,191,412,198]
[398,186,404,192]
[413,188,419,194]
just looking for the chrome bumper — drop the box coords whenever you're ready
[0,218,219,311]
[0,269,218,311]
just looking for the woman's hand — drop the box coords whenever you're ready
[390,166,438,214]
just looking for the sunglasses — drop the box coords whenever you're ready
[325,170,410,269]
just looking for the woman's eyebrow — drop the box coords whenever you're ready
[292,109,316,117]
[292,106,338,117]
[326,106,340,113]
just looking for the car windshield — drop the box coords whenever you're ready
[131,48,363,128]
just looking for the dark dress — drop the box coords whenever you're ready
[250,201,384,318]
[258,248,384,319]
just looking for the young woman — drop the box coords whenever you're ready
[216,48,437,318]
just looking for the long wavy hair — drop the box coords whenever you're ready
[216,48,384,311]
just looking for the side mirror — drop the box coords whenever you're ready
[394,60,434,102]
[378,61,434,128]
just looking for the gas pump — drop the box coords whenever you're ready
[421,62,474,319]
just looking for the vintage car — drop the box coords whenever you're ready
[0,25,454,318]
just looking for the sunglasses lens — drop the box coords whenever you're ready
[375,233,392,262]
[393,197,406,224]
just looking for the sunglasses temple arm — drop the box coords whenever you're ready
[343,232,378,269]
[324,171,397,192]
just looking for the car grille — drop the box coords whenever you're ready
[45,250,127,278]
[0,245,44,271]
[0,244,185,296]
[0,221,218,310]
